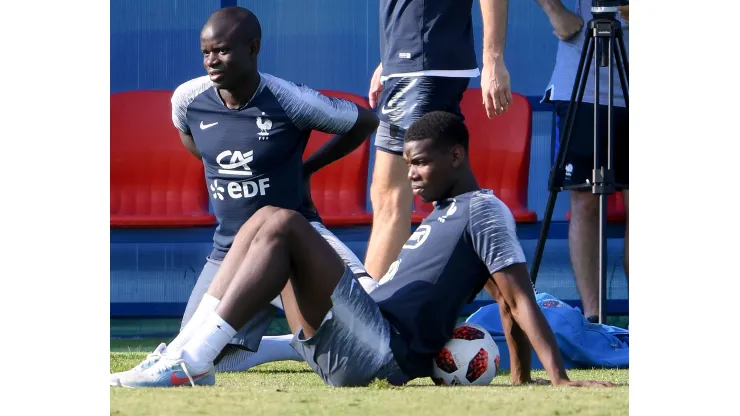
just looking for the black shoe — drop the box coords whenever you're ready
[586,315,599,324]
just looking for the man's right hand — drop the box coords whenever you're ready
[617,5,629,23]
[368,63,384,109]
[548,7,584,41]
[553,379,617,387]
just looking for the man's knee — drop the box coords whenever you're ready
[269,208,305,232]
[249,205,283,225]
[570,191,599,219]
[370,180,412,214]
[370,151,411,213]
[249,208,303,242]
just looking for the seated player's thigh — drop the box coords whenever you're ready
[265,209,346,334]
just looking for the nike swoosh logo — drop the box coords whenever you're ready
[170,371,210,386]
[200,121,218,130]
[381,78,418,116]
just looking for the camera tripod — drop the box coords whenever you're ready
[529,2,629,324]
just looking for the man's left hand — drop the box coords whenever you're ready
[481,58,513,118]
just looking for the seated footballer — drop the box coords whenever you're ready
[115,112,614,388]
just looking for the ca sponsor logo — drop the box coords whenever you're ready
[211,149,271,200]
[217,150,253,176]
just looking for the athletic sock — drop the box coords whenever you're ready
[181,312,237,369]
[167,293,221,353]
[269,295,283,309]
[250,334,302,364]
[215,334,301,371]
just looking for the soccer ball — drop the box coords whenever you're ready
[431,322,500,386]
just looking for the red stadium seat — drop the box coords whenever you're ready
[412,90,537,223]
[110,91,216,227]
[303,90,373,226]
[565,192,626,223]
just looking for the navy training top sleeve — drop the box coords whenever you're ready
[468,192,527,275]
[262,74,359,134]
[171,76,213,135]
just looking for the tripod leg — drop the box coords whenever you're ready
[616,28,629,81]
[530,36,595,284]
[596,32,619,325]
[614,30,629,109]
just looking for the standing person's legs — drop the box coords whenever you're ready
[554,101,628,320]
[623,189,629,279]
[614,109,629,282]
[365,76,469,279]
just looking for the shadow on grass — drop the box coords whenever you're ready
[243,368,315,374]
[398,382,628,388]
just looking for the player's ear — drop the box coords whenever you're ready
[249,38,261,58]
[450,144,466,168]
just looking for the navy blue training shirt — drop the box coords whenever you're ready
[370,190,528,379]
[171,73,359,261]
[380,0,478,75]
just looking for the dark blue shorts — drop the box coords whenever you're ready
[553,101,629,189]
[290,267,410,387]
[375,76,470,155]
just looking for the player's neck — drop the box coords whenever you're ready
[218,72,261,109]
[447,171,479,199]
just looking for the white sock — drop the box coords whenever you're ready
[215,334,301,372]
[181,312,237,369]
[167,293,220,353]
[219,334,302,372]
[269,295,283,309]
[251,334,301,364]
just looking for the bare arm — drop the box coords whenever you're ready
[489,263,570,385]
[535,0,584,41]
[469,196,614,387]
[483,279,533,385]
[479,0,512,117]
[535,0,566,15]
[480,0,508,64]
[302,104,378,176]
[178,130,201,161]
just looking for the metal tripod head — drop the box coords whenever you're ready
[591,0,627,20]
[591,0,628,11]
[589,0,627,68]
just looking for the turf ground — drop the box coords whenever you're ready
[110,339,629,416]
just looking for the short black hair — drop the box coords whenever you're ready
[206,6,262,43]
[404,111,469,152]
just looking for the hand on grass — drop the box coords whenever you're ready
[554,379,617,387]
[512,378,551,386]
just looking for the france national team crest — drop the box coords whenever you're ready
[257,112,272,140]
[438,200,457,223]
